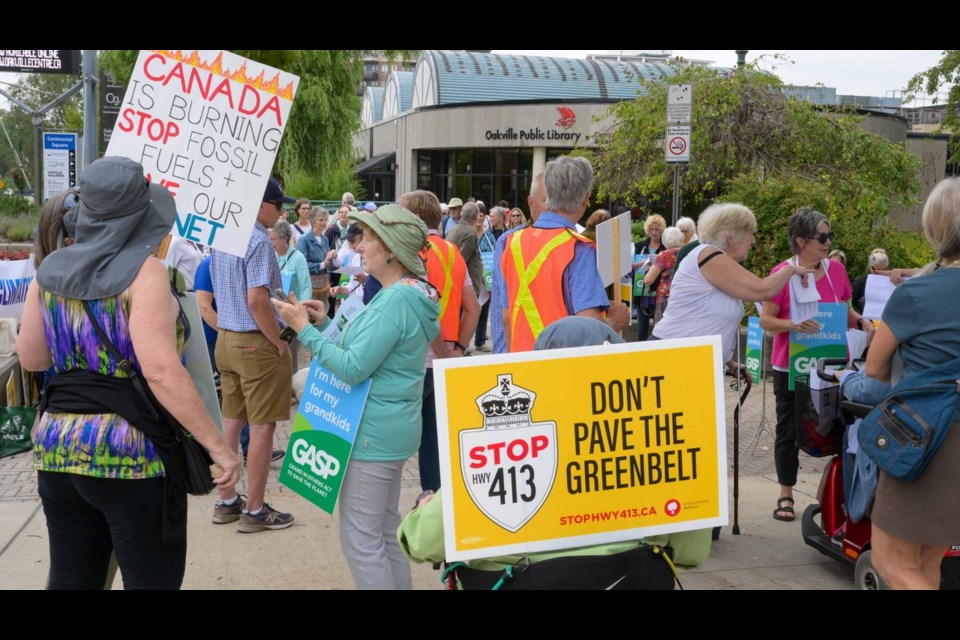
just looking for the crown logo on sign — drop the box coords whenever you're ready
[475,374,535,429]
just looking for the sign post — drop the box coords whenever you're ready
[665,84,692,227]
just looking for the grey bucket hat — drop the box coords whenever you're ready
[37,156,177,300]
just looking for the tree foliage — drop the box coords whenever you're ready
[0,72,83,190]
[588,63,924,278]
[907,49,960,162]
[100,50,416,198]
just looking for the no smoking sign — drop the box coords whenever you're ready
[665,125,690,163]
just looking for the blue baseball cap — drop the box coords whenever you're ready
[263,177,295,204]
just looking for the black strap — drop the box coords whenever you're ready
[698,249,725,268]
[79,299,161,422]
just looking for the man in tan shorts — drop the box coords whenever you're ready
[210,178,295,532]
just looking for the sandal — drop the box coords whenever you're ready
[773,497,795,522]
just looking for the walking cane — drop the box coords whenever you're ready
[732,369,752,535]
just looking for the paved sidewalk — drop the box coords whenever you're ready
[0,374,851,590]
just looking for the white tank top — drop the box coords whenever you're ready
[652,244,744,362]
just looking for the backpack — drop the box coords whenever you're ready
[857,354,960,482]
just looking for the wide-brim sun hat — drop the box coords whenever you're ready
[37,156,177,300]
[348,203,428,276]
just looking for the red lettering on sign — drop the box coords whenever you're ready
[141,53,283,126]
[468,436,550,468]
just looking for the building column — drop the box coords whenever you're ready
[532,146,547,179]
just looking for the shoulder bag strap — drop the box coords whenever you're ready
[80,299,162,422]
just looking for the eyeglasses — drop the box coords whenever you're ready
[808,231,835,244]
[511,213,522,218]
[265,201,284,212]
[63,191,80,210]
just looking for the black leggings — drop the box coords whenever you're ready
[38,472,186,590]
[773,370,799,487]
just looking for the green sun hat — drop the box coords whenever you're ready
[348,203,429,276]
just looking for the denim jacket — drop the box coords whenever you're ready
[297,230,329,275]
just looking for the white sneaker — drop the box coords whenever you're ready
[474,343,492,352]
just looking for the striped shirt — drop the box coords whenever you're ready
[210,221,283,332]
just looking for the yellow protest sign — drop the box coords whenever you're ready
[434,336,726,562]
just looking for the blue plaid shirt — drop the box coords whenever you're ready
[210,221,283,332]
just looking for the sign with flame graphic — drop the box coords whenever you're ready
[434,336,727,562]
[106,50,299,258]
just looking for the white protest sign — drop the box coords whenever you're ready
[106,50,300,258]
[594,212,633,288]
[862,273,897,320]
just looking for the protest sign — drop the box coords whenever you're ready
[0,258,36,321]
[180,293,222,431]
[280,360,371,514]
[788,302,847,390]
[595,213,632,290]
[321,295,365,345]
[106,50,299,257]
[434,336,726,562]
[746,316,763,384]
[481,251,494,291]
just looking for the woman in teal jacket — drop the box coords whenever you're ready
[274,204,439,590]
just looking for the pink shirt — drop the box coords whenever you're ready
[769,258,852,369]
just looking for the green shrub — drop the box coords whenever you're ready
[0,193,38,218]
[5,217,35,242]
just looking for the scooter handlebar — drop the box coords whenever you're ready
[815,357,848,382]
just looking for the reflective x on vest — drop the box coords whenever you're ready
[429,241,455,320]
[509,228,574,338]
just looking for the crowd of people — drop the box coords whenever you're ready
[14,150,958,590]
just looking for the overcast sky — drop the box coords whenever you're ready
[494,50,948,105]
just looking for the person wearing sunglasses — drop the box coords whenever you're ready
[507,208,528,229]
[760,207,874,523]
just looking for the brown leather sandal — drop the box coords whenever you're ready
[773,497,795,522]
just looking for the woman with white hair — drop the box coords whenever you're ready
[851,248,889,314]
[676,216,697,245]
[641,226,685,325]
[652,203,812,369]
